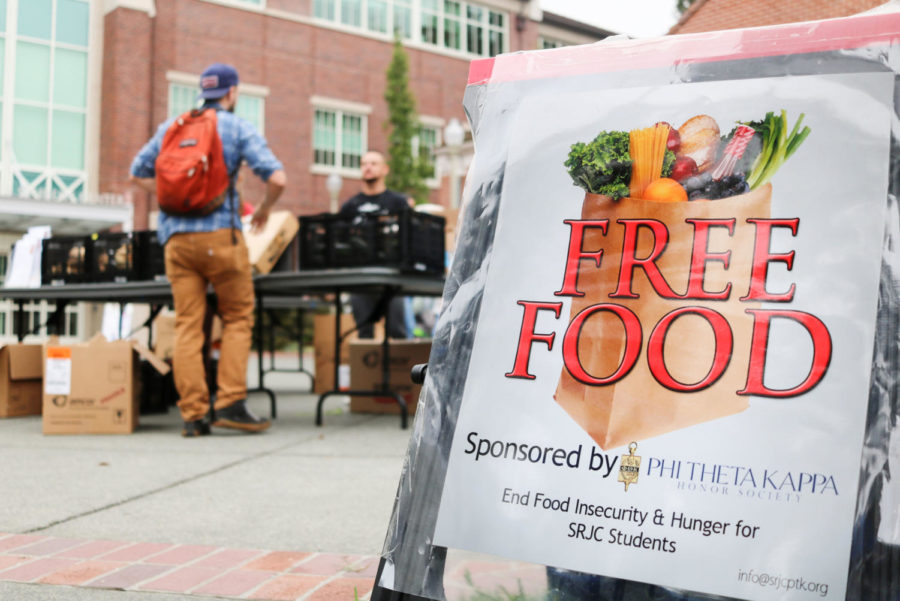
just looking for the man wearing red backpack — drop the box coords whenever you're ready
[129,63,287,437]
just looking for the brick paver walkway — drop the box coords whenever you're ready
[0,533,548,600]
[0,533,378,600]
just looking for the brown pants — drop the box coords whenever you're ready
[164,229,255,421]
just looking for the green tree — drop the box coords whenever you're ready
[677,0,698,14]
[384,35,432,204]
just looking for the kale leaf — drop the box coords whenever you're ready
[565,130,632,199]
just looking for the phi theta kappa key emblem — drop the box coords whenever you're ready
[618,442,641,491]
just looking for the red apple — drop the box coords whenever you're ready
[655,121,681,153]
[670,156,698,181]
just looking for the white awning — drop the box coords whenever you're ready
[0,197,133,236]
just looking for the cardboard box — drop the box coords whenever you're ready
[0,344,43,417]
[348,338,432,414]
[153,313,175,361]
[314,312,358,394]
[154,312,223,361]
[42,335,171,435]
[242,210,299,275]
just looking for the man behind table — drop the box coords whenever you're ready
[129,62,287,437]
[339,150,410,339]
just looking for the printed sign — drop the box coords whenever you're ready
[44,347,72,396]
[432,71,893,601]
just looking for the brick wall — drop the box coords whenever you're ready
[99,8,155,230]
[672,0,885,34]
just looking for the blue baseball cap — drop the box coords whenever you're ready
[199,63,239,99]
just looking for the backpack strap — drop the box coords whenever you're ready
[228,167,238,245]
[200,103,240,245]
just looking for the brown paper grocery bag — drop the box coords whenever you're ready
[554,183,772,449]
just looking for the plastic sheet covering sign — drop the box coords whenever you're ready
[428,13,900,601]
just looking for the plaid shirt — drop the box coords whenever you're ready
[129,104,284,245]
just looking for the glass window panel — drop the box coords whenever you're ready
[19,0,52,40]
[444,0,460,16]
[341,114,362,168]
[67,310,77,336]
[421,13,438,44]
[314,109,336,166]
[56,0,89,46]
[15,42,50,102]
[444,18,460,50]
[18,0,53,40]
[0,41,5,95]
[368,0,388,33]
[394,3,412,38]
[489,10,504,26]
[341,0,361,26]
[236,94,263,133]
[0,312,6,335]
[489,29,503,56]
[51,110,85,170]
[418,126,437,177]
[466,5,482,21]
[314,0,336,20]
[467,23,482,54]
[13,105,48,165]
[0,0,6,32]
[53,48,87,107]
[168,83,199,117]
[421,0,438,10]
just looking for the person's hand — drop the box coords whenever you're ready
[250,203,271,232]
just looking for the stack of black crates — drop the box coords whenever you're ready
[41,231,166,286]
[39,209,446,286]
[298,210,445,274]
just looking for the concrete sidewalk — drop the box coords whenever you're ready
[0,356,548,600]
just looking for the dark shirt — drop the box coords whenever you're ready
[339,189,410,217]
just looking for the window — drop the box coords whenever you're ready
[342,0,362,26]
[314,0,336,20]
[393,0,412,38]
[167,82,267,134]
[313,106,368,171]
[539,36,568,49]
[0,0,91,202]
[415,123,439,181]
[420,0,504,57]
[368,0,388,33]
[313,0,505,55]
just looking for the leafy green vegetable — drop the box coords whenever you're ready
[743,110,811,189]
[565,130,632,199]
[661,149,676,178]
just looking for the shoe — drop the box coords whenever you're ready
[182,419,211,437]
[212,400,271,433]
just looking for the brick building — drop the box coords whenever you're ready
[670,0,887,33]
[103,0,611,230]
[0,0,609,341]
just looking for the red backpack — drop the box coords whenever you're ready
[155,108,230,216]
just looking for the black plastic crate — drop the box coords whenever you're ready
[91,232,137,283]
[136,230,167,281]
[41,235,92,285]
[298,210,445,274]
